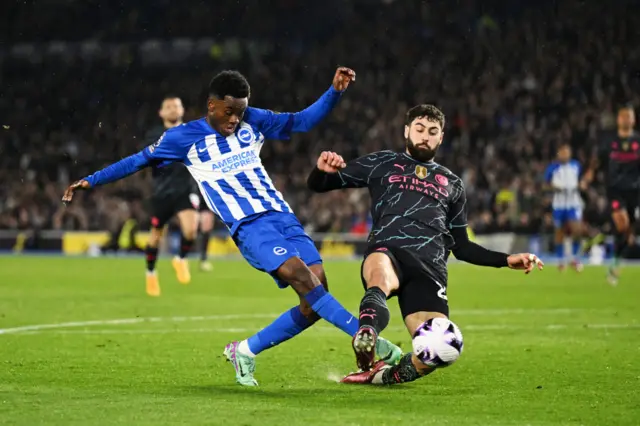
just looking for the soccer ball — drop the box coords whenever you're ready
[412,317,464,368]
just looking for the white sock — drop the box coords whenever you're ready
[237,340,256,358]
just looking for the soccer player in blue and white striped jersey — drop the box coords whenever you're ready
[544,144,587,272]
[62,68,401,386]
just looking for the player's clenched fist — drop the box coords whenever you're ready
[332,67,356,91]
[317,151,346,173]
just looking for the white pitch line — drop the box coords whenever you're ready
[10,323,640,336]
[0,313,278,335]
[0,308,609,336]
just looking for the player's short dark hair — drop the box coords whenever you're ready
[209,70,250,99]
[405,104,445,129]
[618,103,634,113]
[161,95,181,105]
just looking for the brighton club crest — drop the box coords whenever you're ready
[415,165,428,179]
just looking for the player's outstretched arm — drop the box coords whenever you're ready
[450,227,544,274]
[245,68,355,140]
[291,67,356,132]
[62,129,187,205]
[448,182,543,274]
[62,151,150,204]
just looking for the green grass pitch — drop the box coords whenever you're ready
[0,256,639,425]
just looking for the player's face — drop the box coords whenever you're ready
[159,98,184,124]
[617,108,635,131]
[208,96,248,136]
[558,145,571,163]
[404,117,443,162]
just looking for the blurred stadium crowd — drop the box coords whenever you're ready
[1,0,638,237]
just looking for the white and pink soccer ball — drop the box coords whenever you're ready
[412,317,464,368]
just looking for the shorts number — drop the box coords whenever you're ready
[435,281,448,301]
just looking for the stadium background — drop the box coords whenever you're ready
[1,0,639,257]
[2,2,640,425]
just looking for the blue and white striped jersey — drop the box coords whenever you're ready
[143,108,293,233]
[544,160,583,210]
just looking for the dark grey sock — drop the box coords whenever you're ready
[358,287,390,335]
[381,353,423,385]
[199,231,210,261]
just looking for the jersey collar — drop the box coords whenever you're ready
[402,152,436,165]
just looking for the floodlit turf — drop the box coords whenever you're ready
[0,256,639,426]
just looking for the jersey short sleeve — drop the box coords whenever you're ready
[544,163,558,183]
[447,183,468,229]
[570,159,582,176]
[142,127,189,162]
[244,107,294,140]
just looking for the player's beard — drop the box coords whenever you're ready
[164,117,183,128]
[406,136,440,162]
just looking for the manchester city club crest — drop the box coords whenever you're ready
[415,165,428,179]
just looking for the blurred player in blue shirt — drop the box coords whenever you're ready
[544,144,588,272]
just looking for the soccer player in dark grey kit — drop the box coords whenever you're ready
[593,105,640,285]
[307,104,544,385]
[144,96,200,296]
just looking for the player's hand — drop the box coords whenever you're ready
[317,151,346,173]
[62,180,91,205]
[507,253,544,274]
[332,67,356,91]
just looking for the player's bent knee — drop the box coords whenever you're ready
[182,228,197,241]
[367,268,393,287]
[278,257,318,293]
[554,228,564,241]
[148,229,163,247]
[201,212,215,232]
[611,211,630,232]
[412,318,464,369]
[364,266,399,296]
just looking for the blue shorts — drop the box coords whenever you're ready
[233,211,322,288]
[552,208,582,228]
